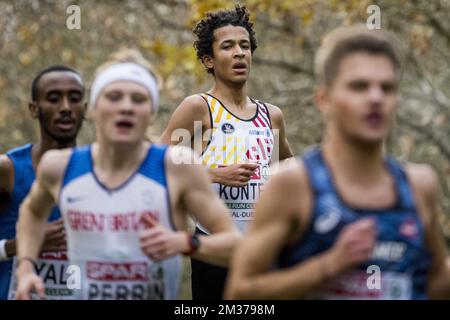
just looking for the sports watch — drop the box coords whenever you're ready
[184,233,201,256]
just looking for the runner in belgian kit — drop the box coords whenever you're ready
[14,49,240,300]
[160,6,293,299]
[226,26,450,299]
[0,66,86,299]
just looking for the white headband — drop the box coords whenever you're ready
[89,62,159,114]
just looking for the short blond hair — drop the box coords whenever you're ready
[314,25,402,86]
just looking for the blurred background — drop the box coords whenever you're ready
[0,0,449,241]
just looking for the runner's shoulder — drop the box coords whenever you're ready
[259,158,311,232]
[404,162,440,208]
[268,158,310,199]
[0,154,13,190]
[0,154,13,177]
[262,102,283,116]
[178,94,210,116]
[404,162,439,199]
[404,162,441,232]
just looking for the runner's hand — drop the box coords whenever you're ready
[16,263,45,300]
[209,162,259,187]
[327,218,377,275]
[139,214,190,261]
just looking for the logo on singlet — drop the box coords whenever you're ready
[314,208,341,234]
[399,219,418,238]
[67,196,85,203]
[221,123,235,134]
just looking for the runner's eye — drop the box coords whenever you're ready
[47,93,61,103]
[381,82,397,94]
[348,81,369,92]
[105,92,122,102]
[69,92,82,103]
[131,94,148,104]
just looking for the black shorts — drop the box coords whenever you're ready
[191,227,229,300]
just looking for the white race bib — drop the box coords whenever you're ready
[8,251,73,300]
[311,270,412,300]
[75,259,166,300]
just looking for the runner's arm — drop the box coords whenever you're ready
[266,104,293,162]
[16,151,66,269]
[0,155,13,210]
[160,95,209,149]
[0,155,65,259]
[224,168,336,299]
[0,155,17,258]
[171,147,241,267]
[411,165,450,299]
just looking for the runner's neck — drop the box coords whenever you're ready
[92,141,149,173]
[322,133,386,187]
[210,81,248,110]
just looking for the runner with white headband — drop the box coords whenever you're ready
[89,62,159,114]
[14,48,240,300]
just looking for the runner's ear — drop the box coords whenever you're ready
[202,55,214,72]
[29,102,39,119]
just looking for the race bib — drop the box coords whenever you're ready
[311,270,412,300]
[8,251,73,300]
[78,259,166,300]
[216,164,270,224]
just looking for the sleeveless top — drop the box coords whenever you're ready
[58,144,182,299]
[199,93,274,233]
[0,144,67,300]
[278,148,432,299]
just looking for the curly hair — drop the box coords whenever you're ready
[192,5,257,74]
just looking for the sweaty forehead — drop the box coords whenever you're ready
[38,71,84,94]
[213,25,250,43]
